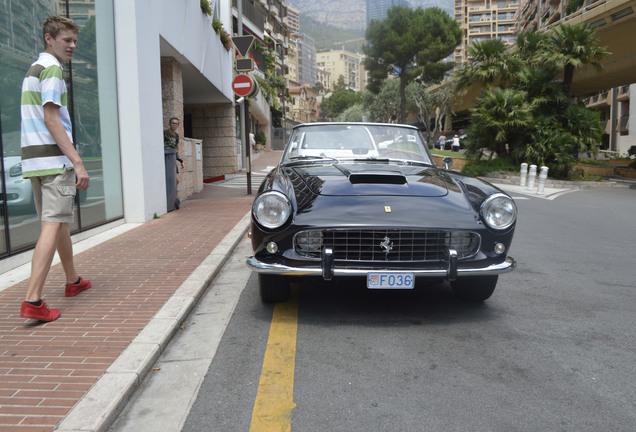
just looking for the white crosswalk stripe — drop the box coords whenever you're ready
[213,172,268,188]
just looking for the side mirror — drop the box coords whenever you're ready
[443,156,453,170]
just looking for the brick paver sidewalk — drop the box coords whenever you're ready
[0,150,281,432]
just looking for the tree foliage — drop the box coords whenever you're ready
[361,78,401,123]
[364,6,460,122]
[319,89,361,120]
[456,23,609,177]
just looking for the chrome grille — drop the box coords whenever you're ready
[294,229,480,262]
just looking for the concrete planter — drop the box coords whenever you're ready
[607,159,633,166]
[615,167,636,178]
[432,154,467,171]
[573,164,615,177]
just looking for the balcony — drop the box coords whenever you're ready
[617,85,630,101]
[233,0,265,30]
[585,91,611,107]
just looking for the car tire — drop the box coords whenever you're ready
[259,274,291,303]
[451,275,498,302]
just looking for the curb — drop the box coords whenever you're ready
[55,211,252,432]
[481,175,630,189]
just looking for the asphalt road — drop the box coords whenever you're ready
[113,187,636,432]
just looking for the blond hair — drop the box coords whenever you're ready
[42,16,79,47]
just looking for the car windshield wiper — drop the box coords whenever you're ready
[352,157,432,166]
[285,155,338,163]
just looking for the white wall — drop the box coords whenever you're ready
[113,0,233,222]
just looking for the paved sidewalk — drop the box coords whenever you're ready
[0,150,282,432]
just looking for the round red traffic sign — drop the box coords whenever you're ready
[232,74,254,97]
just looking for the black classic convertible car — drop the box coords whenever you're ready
[247,123,517,303]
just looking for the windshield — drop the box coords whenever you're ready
[281,123,433,165]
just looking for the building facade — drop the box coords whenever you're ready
[453,0,519,64]
[367,0,414,25]
[297,33,317,86]
[316,49,366,92]
[232,0,290,157]
[514,0,635,156]
[0,0,239,263]
[289,85,318,123]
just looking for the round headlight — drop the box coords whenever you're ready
[253,191,291,229]
[480,193,516,230]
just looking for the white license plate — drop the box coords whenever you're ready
[367,272,415,289]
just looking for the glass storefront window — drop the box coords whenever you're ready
[0,0,123,258]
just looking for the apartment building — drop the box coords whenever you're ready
[316,50,366,92]
[316,67,333,91]
[515,0,635,156]
[454,0,519,64]
[367,0,414,25]
[297,33,317,86]
[232,0,290,152]
[289,85,319,123]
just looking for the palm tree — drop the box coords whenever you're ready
[467,87,535,157]
[454,39,519,91]
[541,23,610,99]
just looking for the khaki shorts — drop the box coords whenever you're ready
[30,169,77,223]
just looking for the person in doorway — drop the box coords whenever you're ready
[164,117,185,173]
[249,132,256,150]
[164,117,184,210]
[19,16,91,322]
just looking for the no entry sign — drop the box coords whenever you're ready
[232,74,254,97]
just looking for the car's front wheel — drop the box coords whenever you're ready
[451,275,498,302]
[258,274,291,303]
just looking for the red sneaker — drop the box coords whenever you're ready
[65,277,92,297]
[20,301,61,322]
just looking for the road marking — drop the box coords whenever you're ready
[250,288,299,432]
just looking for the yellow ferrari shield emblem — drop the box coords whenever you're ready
[385,206,391,213]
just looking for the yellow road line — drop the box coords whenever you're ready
[250,288,299,432]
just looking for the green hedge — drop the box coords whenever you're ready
[461,158,518,177]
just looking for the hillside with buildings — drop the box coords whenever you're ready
[290,0,367,30]
[290,0,454,31]
[300,15,365,52]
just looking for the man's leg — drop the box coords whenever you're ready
[57,222,92,297]
[25,222,62,302]
[56,222,80,284]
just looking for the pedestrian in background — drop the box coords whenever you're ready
[452,134,460,152]
[20,16,91,322]
[164,117,184,172]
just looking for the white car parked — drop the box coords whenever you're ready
[2,156,35,213]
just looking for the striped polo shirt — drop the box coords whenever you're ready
[20,52,74,178]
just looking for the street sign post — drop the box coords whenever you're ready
[232,35,255,58]
[235,57,254,72]
[232,35,255,73]
[232,74,254,97]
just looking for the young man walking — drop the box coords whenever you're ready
[19,16,91,322]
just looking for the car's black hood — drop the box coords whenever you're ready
[290,162,448,197]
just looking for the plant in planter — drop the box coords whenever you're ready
[200,0,212,16]
[255,131,267,150]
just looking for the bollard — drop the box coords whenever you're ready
[537,166,549,194]
[520,163,528,187]
[527,164,537,190]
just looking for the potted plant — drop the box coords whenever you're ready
[255,131,267,150]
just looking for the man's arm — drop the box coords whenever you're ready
[43,102,89,191]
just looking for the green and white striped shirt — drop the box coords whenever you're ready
[20,52,74,178]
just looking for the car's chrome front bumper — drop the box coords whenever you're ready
[246,254,517,280]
